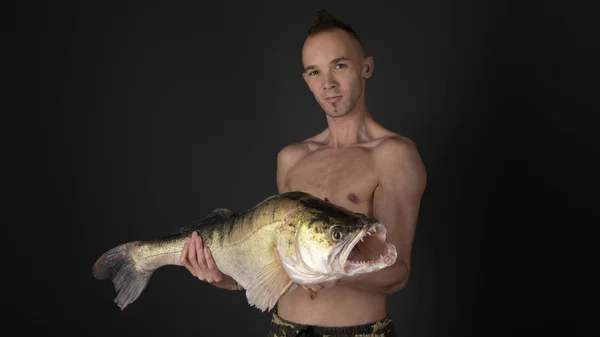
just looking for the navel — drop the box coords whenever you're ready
[323,197,329,202]
[347,193,359,203]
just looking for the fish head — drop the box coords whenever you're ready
[276,196,397,285]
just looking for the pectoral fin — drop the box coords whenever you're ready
[245,260,293,312]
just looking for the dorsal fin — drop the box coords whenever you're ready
[180,208,235,232]
[198,208,234,223]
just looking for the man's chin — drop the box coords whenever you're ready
[324,108,350,118]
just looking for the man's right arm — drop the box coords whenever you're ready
[180,231,242,290]
[178,142,307,289]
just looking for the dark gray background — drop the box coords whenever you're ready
[12,0,596,336]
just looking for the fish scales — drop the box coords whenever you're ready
[92,192,398,312]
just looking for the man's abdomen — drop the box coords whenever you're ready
[276,285,388,327]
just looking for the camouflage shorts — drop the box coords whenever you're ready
[267,313,397,337]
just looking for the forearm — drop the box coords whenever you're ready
[338,260,409,294]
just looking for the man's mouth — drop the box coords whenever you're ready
[324,95,342,104]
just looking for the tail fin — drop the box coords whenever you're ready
[92,241,152,310]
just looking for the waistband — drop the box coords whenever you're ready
[268,312,395,337]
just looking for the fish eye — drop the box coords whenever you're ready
[331,226,342,241]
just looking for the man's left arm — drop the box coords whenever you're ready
[338,136,427,294]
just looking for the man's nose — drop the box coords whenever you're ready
[322,73,337,90]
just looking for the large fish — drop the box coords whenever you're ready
[92,191,397,312]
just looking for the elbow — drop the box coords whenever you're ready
[382,264,410,295]
[384,278,408,294]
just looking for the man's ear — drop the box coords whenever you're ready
[301,71,311,89]
[363,56,374,78]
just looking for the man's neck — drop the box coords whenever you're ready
[324,106,374,149]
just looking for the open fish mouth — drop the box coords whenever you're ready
[338,222,397,274]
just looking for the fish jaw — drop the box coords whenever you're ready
[335,222,398,276]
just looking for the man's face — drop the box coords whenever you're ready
[302,29,373,118]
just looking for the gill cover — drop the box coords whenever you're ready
[275,219,351,285]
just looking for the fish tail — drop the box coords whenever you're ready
[92,241,151,310]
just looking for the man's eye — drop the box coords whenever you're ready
[309,70,319,76]
[335,63,346,69]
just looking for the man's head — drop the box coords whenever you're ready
[301,9,374,118]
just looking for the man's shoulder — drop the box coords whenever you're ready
[276,139,317,173]
[276,139,317,192]
[278,129,327,160]
[277,141,311,163]
[371,133,426,185]
[371,133,419,158]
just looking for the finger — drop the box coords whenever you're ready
[323,280,337,288]
[180,239,195,276]
[188,233,204,280]
[306,284,324,293]
[301,285,313,292]
[195,234,211,282]
[204,246,222,282]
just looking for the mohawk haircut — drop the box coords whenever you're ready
[307,9,365,52]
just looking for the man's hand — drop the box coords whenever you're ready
[301,280,338,298]
[180,231,243,291]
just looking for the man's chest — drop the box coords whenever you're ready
[282,148,379,214]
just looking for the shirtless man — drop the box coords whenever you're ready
[180,10,427,336]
